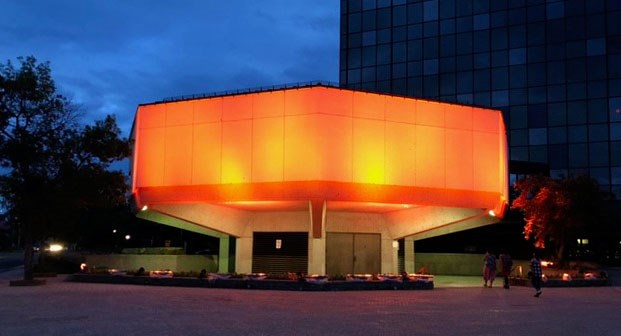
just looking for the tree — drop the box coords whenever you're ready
[0,56,130,280]
[511,174,608,265]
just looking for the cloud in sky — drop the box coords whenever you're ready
[1,0,339,137]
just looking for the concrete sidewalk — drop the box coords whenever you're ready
[2,267,621,336]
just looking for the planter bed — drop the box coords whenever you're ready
[69,273,433,291]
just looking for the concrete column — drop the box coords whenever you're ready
[308,237,326,275]
[218,236,229,273]
[404,237,416,273]
[235,236,253,274]
[391,240,399,274]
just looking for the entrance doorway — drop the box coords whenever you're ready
[326,232,380,276]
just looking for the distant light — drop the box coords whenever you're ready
[275,239,282,249]
[112,229,117,233]
[49,244,63,252]
[141,205,148,211]
[125,235,131,240]
[488,210,496,217]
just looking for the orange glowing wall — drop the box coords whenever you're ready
[132,86,507,209]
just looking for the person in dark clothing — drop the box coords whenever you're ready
[499,251,513,289]
[530,253,543,297]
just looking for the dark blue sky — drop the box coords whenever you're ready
[2,0,339,137]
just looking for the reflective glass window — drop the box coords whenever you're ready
[362,10,376,31]
[568,101,587,124]
[362,67,376,82]
[511,129,528,146]
[529,146,548,163]
[508,7,526,26]
[548,103,566,126]
[548,85,566,102]
[549,126,567,144]
[439,73,456,95]
[548,144,568,168]
[609,11,621,35]
[362,0,376,10]
[491,68,509,89]
[527,5,546,23]
[547,2,565,19]
[565,17,586,40]
[491,10,507,28]
[393,5,407,26]
[491,51,508,67]
[589,124,609,142]
[377,44,391,65]
[612,141,621,165]
[456,1,472,16]
[511,147,528,161]
[473,14,489,30]
[423,37,438,58]
[527,23,545,46]
[377,28,392,43]
[474,92,491,106]
[528,104,547,127]
[509,65,527,88]
[566,41,585,58]
[423,59,439,75]
[588,81,607,99]
[423,0,438,21]
[393,62,407,79]
[407,3,423,24]
[566,58,586,82]
[348,69,361,83]
[567,83,587,100]
[587,57,607,80]
[568,143,588,167]
[456,33,473,55]
[510,105,528,129]
[423,21,438,37]
[474,69,490,91]
[393,42,407,63]
[440,35,456,57]
[612,122,621,140]
[407,61,422,77]
[528,86,547,104]
[408,24,422,39]
[509,48,526,65]
[546,44,565,61]
[439,57,455,72]
[590,167,610,185]
[362,46,377,66]
[377,7,392,29]
[348,48,362,68]
[440,19,455,34]
[407,40,422,61]
[349,0,362,13]
[610,97,621,122]
[529,128,547,145]
[456,71,473,93]
[510,88,528,105]
[376,65,391,80]
[588,99,608,123]
[456,55,473,71]
[528,63,546,86]
[547,61,566,84]
[439,0,455,19]
[491,28,508,51]
[349,13,362,33]
[590,142,609,166]
[509,26,527,48]
[587,14,605,38]
[473,30,490,53]
[473,52,490,69]
[568,125,587,142]
[362,31,376,46]
[423,75,439,96]
[587,38,606,56]
[377,0,391,8]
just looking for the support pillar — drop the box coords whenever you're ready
[218,236,230,273]
[404,237,416,273]
[235,236,253,274]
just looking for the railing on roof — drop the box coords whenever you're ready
[159,80,340,103]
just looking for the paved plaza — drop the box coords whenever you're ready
[1,266,621,336]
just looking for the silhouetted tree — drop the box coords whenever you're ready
[511,174,608,265]
[0,56,130,280]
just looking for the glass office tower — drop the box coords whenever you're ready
[340,0,621,198]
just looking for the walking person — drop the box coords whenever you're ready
[530,253,543,297]
[483,250,497,288]
[499,250,513,289]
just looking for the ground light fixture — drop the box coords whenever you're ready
[48,244,64,252]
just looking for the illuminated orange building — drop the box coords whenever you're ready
[131,84,508,276]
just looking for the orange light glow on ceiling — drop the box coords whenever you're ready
[132,86,508,217]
